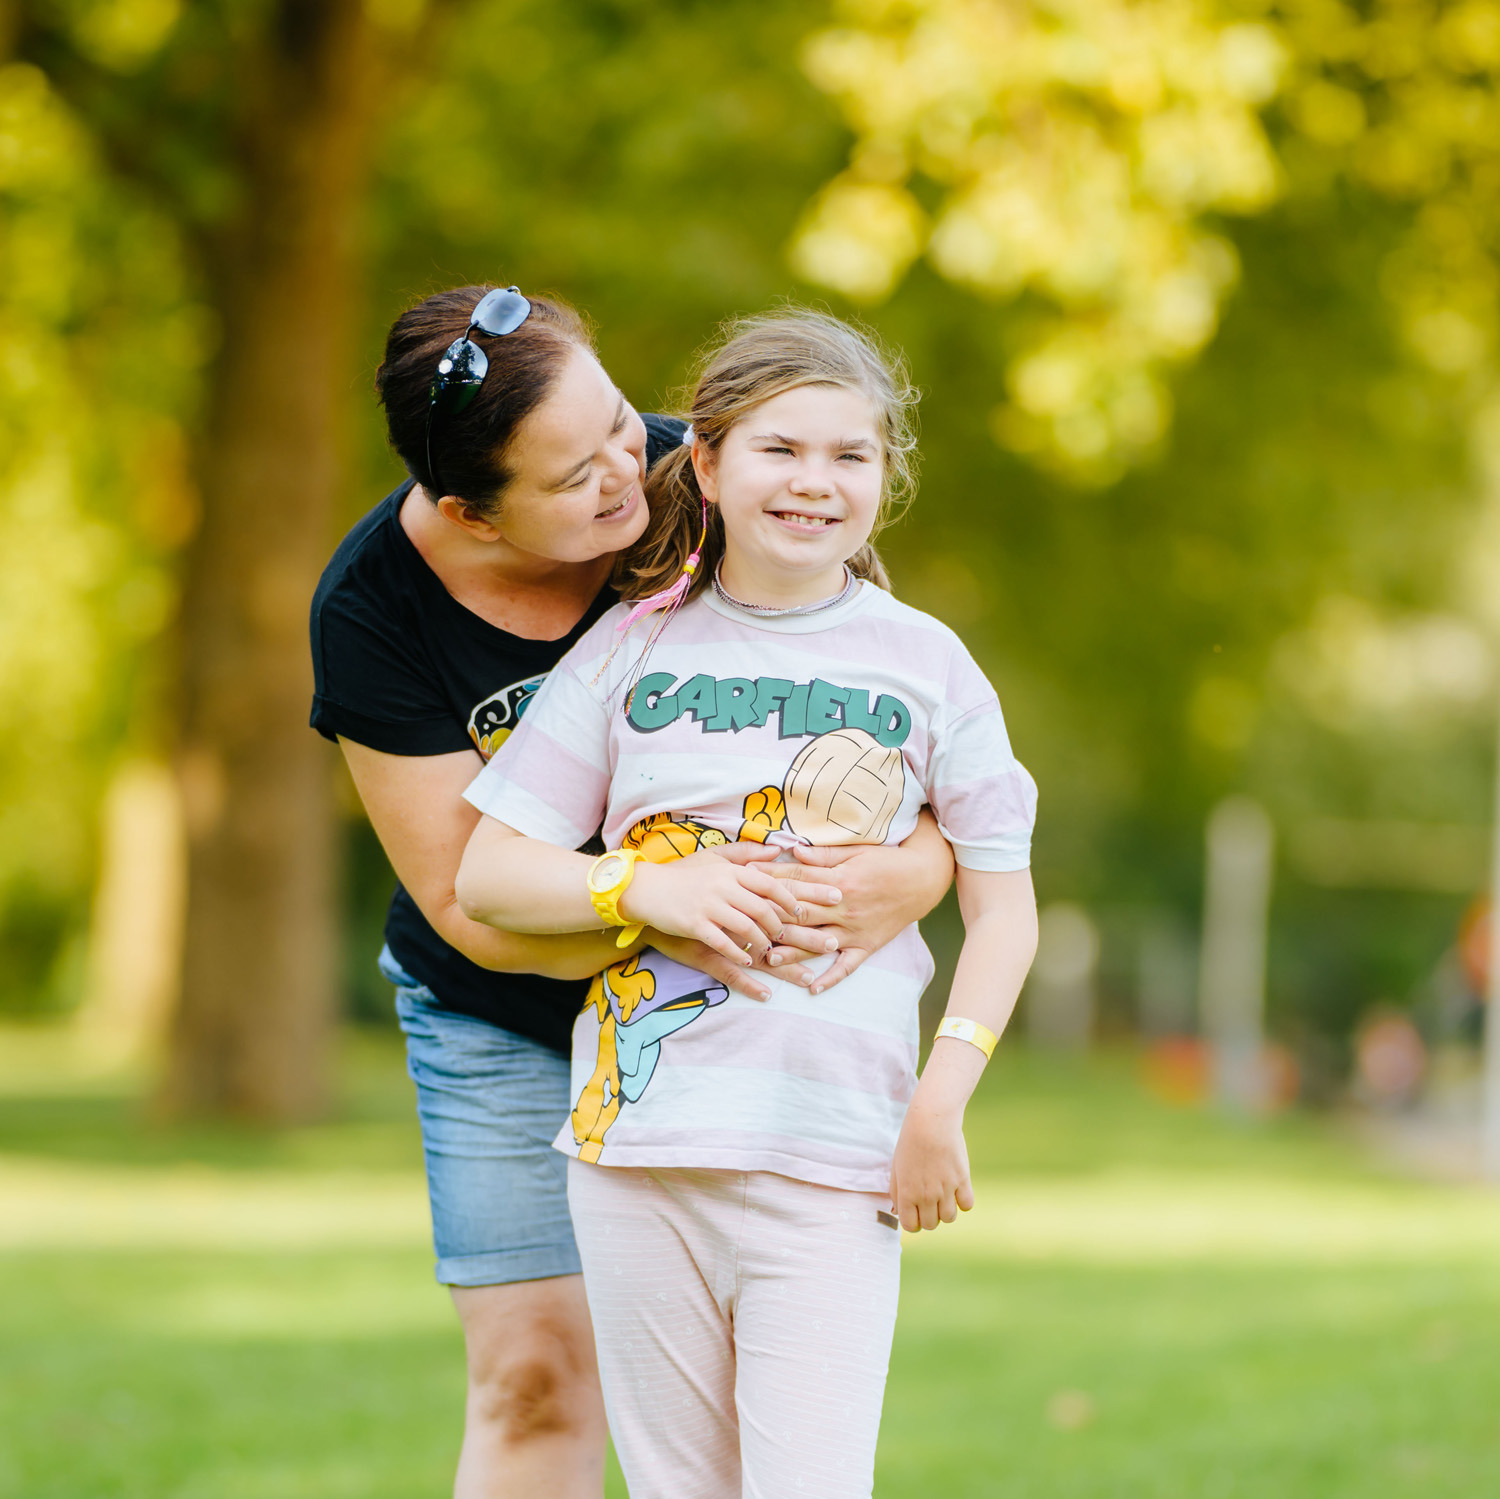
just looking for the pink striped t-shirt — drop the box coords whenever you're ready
[463,581,1036,1192]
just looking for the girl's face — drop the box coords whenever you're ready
[696,383,884,605]
[483,345,651,563]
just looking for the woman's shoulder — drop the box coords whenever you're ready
[312,481,415,623]
[642,413,688,471]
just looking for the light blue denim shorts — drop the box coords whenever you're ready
[382,947,581,1287]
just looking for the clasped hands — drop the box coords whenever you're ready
[625,840,901,1004]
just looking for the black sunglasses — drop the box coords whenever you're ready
[425,285,532,497]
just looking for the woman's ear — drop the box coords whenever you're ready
[690,440,717,505]
[435,493,504,542]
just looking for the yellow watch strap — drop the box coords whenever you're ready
[589,849,645,940]
[936,1016,999,1060]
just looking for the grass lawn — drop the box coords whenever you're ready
[2,1027,1499,1496]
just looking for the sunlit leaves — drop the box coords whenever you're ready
[792,0,1287,482]
[795,0,1500,487]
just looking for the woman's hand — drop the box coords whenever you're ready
[620,850,831,968]
[769,817,956,993]
[888,1094,974,1233]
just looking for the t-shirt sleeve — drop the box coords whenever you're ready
[310,586,473,755]
[924,649,1037,872]
[462,655,612,848]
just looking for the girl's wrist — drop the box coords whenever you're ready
[616,862,659,927]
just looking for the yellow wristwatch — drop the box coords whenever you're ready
[587,848,646,948]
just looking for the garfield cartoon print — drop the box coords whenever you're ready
[571,814,732,1162]
[740,727,907,846]
[571,733,909,1162]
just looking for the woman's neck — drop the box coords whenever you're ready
[716,550,850,611]
[401,486,613,640]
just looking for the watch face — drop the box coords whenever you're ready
[590,854,627,893]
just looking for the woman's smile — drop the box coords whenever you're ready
[595,482,640,524]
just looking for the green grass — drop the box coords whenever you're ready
[2,1030,1499,1496]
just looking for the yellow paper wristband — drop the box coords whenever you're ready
[936,1016,999,1060]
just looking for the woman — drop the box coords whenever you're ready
[309,285,955,1499]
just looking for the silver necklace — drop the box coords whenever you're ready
[712,562,858,618]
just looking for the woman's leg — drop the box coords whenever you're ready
[450,1277,606,1499]
[568,1161,743,1499]
[392,960,604,1498]
[733,1175,902,1499]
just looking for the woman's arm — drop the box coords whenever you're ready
[889,866,1038,1232]
[769,809,957,991]
[340,739,780,996]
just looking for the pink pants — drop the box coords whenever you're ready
[567,1160,902,1499]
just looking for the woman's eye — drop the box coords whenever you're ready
[837,452,867,462]
[567,470,593,490]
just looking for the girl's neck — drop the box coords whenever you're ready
[401,485,613,639]
[716,550,851,611]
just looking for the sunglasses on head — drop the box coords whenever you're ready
[425,285,532,498]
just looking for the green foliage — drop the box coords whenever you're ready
[0,55,198,1008]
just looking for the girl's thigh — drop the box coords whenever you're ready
[734,1175,902,1499]
[388,949,579,1287]
[567,1162,743,1499]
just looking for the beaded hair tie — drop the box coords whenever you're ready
[594,424,705,712]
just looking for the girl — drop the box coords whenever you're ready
[456,309,1038,1497]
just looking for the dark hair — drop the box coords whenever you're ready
[376,284,594,519]
[616,308,918,603]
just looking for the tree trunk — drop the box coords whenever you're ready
[159,2,397,1121]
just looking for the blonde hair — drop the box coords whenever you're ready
[615,308,919,604]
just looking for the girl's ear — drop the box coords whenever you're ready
[690,439,717,505]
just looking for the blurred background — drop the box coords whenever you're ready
[4,1,1500,1495]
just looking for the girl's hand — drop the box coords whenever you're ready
[888,1097,974,1233]
[621,851,832,968]
[708,842,842,988]
[770,832,951,993]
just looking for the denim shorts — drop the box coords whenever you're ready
[383,947,582,1287]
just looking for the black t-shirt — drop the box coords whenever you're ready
[310,413,687,1051]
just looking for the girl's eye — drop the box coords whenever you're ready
[837,451,868,462]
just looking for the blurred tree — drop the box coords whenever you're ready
[13,0,451,1119]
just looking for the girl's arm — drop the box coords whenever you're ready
[767,809,957,991]
[889,866,1038,1232]
[341,739,780,997]
[456,815,830,969]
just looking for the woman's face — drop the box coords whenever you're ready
[490,345,651,563]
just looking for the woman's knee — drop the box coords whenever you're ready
[469,1348,589,1441]
[454,1282,602,1444]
